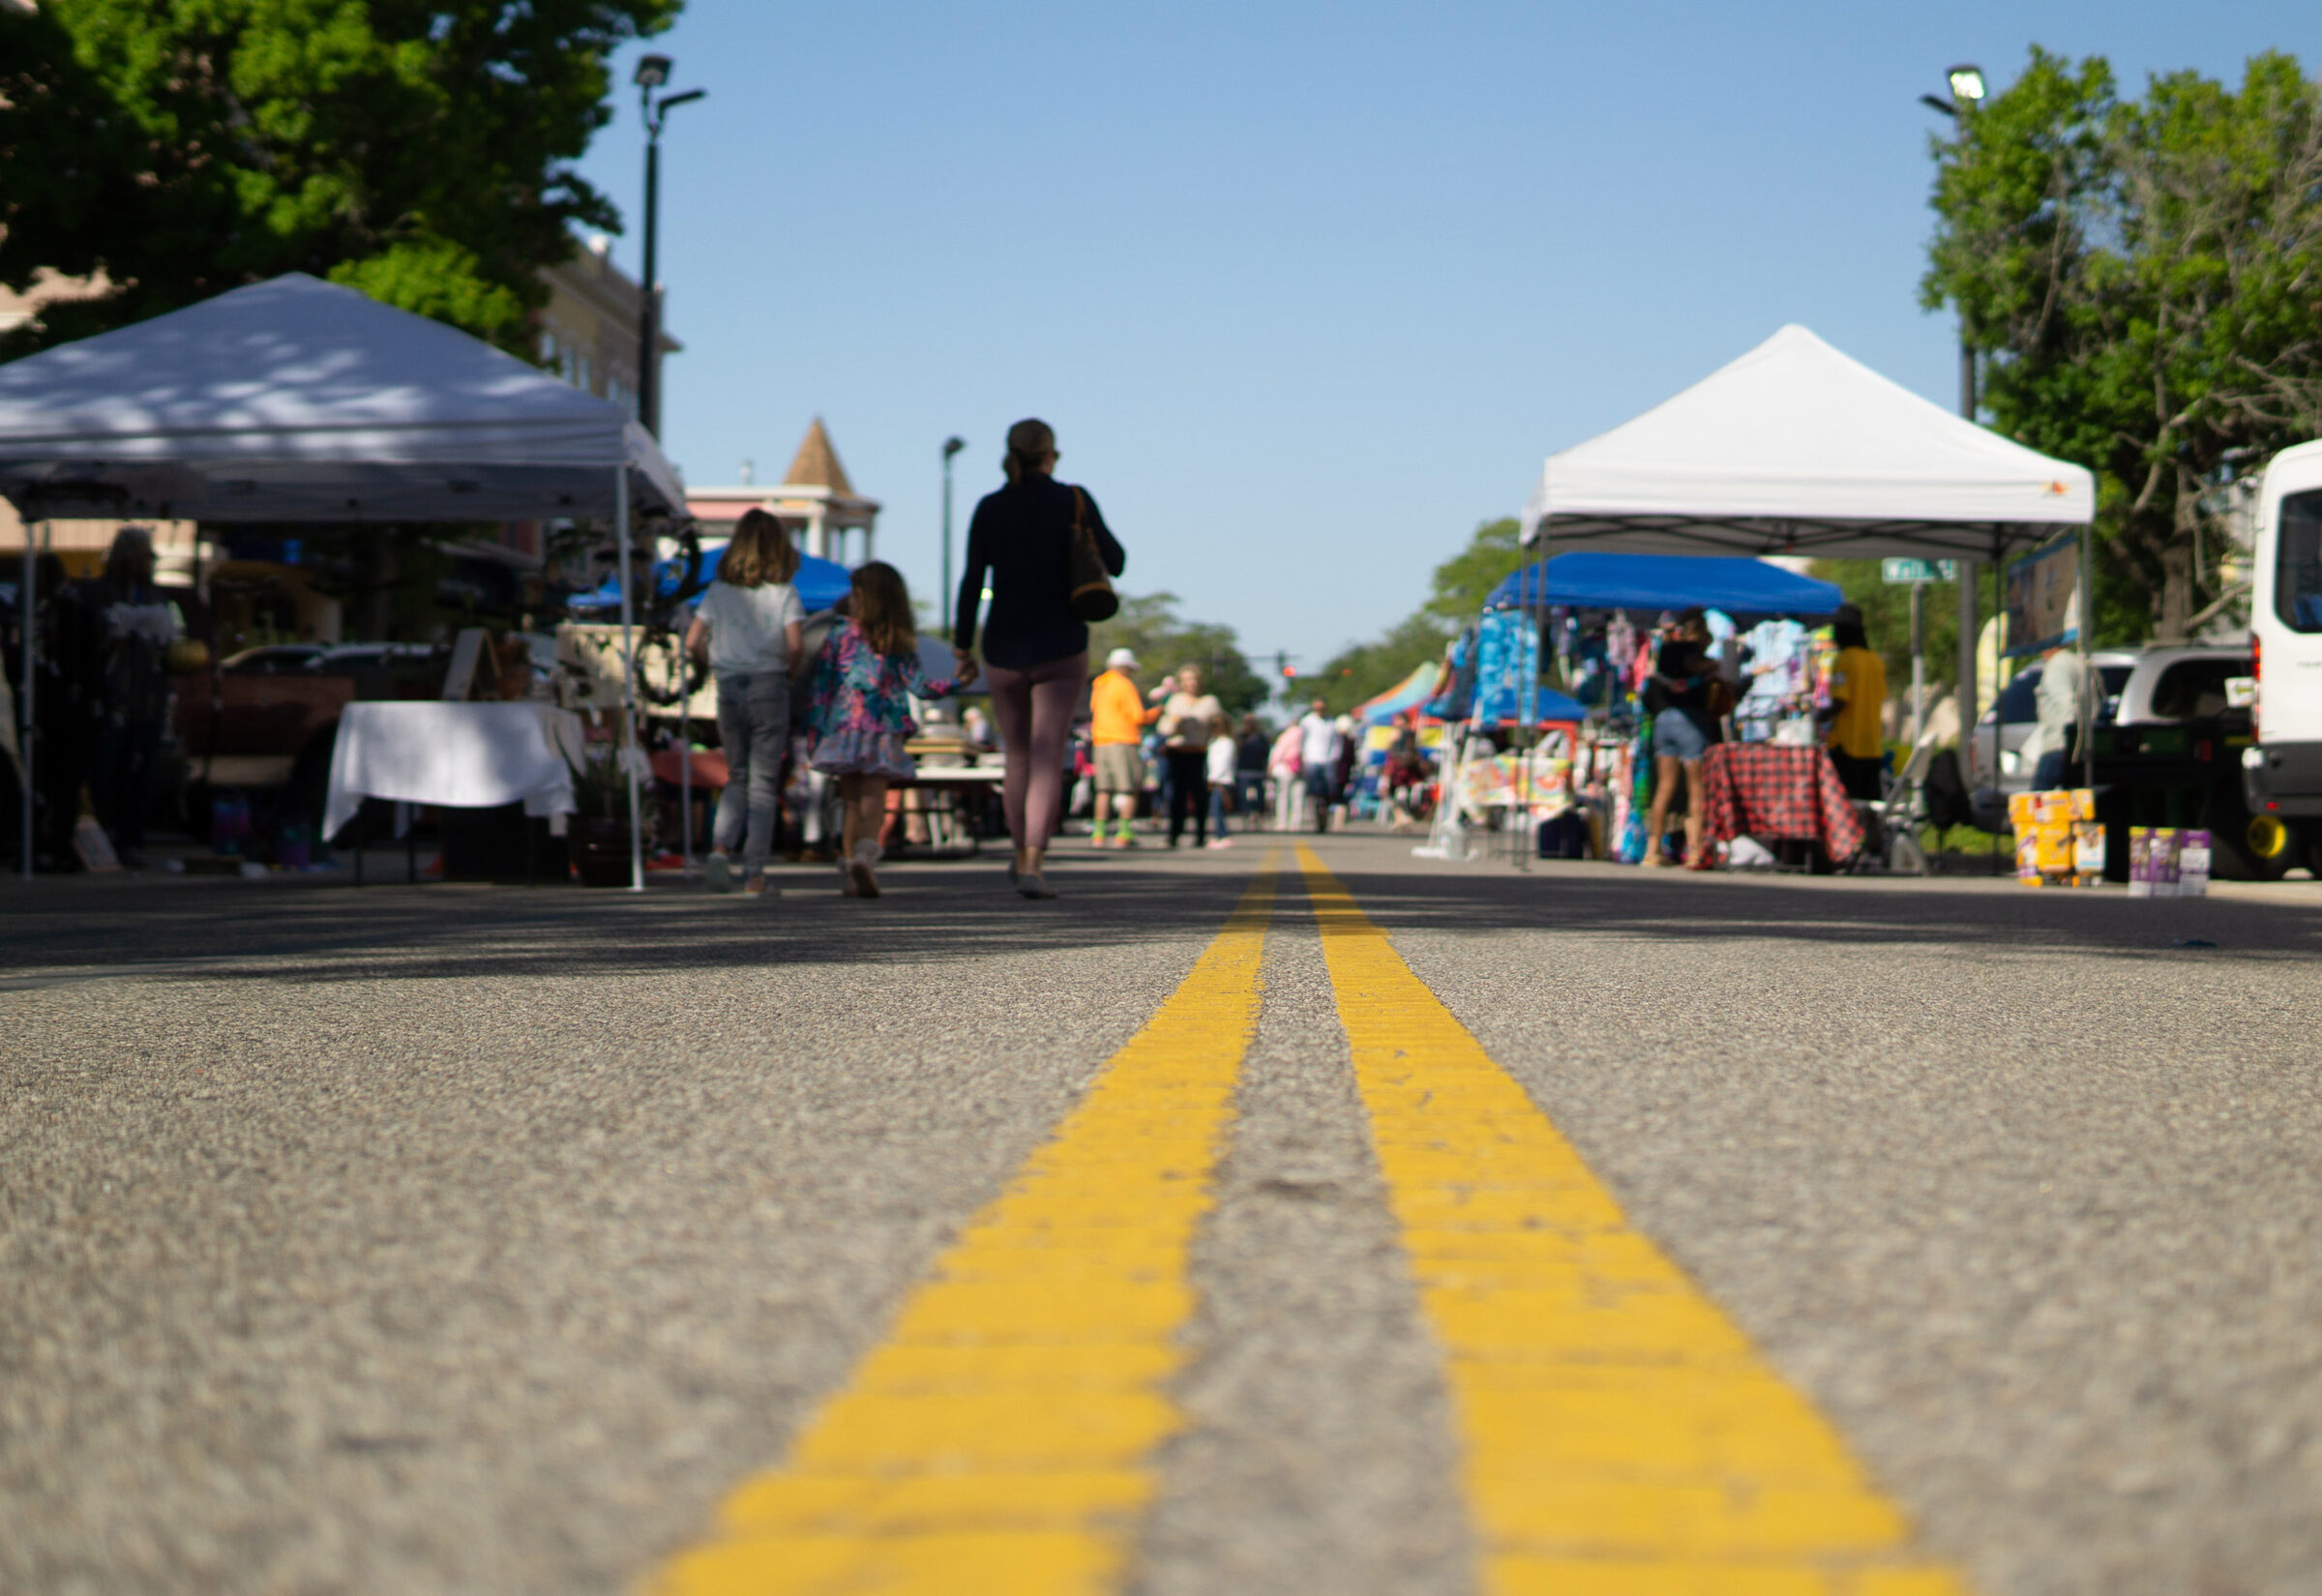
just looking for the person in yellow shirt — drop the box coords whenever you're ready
[1088,647,1160,847]
[1821,603,1888,800]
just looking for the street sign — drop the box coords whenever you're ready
[1881,558,1957,583]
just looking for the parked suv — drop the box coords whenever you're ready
[1966,650,2135,826]
[1967,645,2251,831]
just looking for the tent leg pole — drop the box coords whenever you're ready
[19,519,39,880]
[616,465,643,893]
[1910,581,1925,746]
[2078,518,2095,792]
[1991,536,2005,875]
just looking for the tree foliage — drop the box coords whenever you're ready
[0,0,677,355]
[1420,517,1526,626]
[1923,47,2322,640]
[1087,592,1268,718]
[1308,517,1525,715]
[1808,562,1962,700]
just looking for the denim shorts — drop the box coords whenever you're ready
[1653,710,1710,761]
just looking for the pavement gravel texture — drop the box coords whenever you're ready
[4,833,2320,1595]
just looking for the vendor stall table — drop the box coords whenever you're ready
[894,765,1004,858]
[1697,742,1864,866]
[324,702,584,882]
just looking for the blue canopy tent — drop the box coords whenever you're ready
[1485,552,1842,617]
[568,547,851,616]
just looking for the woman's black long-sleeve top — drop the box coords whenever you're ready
[951,475,1126,670]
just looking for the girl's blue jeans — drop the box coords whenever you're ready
[713,669,789,872]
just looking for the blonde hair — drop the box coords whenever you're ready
[1002,417,1056,486]
[716,508,799,587]
[849,561,917,660]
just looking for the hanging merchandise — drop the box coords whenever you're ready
[1614,722,1652,862]
[1605,612,1638,676]
[1737,617,1811,743]
[1471,607,1543,725]
[1427,626,1479,722]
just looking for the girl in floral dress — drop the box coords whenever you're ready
[805,562,968,899]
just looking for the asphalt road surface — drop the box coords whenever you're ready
[4,834,2319,1595]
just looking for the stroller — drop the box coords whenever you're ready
[1854,734,1966,874]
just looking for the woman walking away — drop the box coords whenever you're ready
[806,562,963,900]
[1642,607,1718,868]
[953,418,1125,899]
[686,510,803,898]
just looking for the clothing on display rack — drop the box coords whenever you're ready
[1736,618,1811,743]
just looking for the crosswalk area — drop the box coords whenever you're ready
[649,848,1966,1595]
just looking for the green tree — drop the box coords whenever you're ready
[1087,593,1267,718]
[1421,517,1526,626]
[1924,47,2322,641]
[0,0,677,355]
[1809,561,1961,703]
[1306,517,1525,715]
[1311,613,1446,717]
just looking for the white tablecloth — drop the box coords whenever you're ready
[323,702,582,839]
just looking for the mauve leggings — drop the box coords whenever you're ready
[983,651,1087,852]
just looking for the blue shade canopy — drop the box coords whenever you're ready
[567,548,851,615]
[791,552,851,612]
[1486,552,1841,617]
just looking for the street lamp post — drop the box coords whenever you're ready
[632,55,704,439]
[940,436,966,635]
[1924,64,1984,751]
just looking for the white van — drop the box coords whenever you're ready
[2243,437,2322,872]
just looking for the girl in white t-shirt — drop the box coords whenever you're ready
[1204,727,1237,847]
[685,510,805,896]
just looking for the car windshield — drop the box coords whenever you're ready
[2277,489,2322,631]
[2150,658,2251,719]
[1995,670,2040,724]
[1993,663,2130,724]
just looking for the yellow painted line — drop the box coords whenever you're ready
[646,858,1279,1596]
[1295,843,1969,1596]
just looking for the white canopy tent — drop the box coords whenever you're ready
[1519,324,2093,560]
[1519,324,2102,789]
[0,273,683,884]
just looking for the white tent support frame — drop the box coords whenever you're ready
[16,517,45,878]
[1509,325,2104,871]
[10,507,648,886]
[614,466,643,892]
[0,274,684,886]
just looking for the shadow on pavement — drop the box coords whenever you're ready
[1323,859,2322,961]
[3,841,2317,991]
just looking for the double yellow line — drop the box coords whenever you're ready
[648,848,1965,1595]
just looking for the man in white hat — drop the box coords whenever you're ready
[1088,645,1159,847]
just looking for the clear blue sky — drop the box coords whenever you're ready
[570,1,2312,675]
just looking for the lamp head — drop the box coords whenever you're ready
[942,436,967,459]
[634,54,672,90]
[1948,65,1985,104]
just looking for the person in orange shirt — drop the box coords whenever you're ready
[1088,647,1160,847]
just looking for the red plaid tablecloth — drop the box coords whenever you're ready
[1698,743,1864,862]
